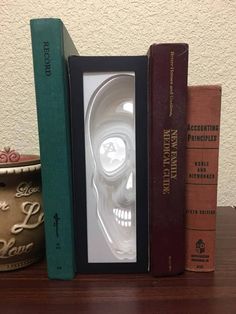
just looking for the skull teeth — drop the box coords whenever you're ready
[113,208,132,227]
[115,217,132,227]
[113,208,131,220]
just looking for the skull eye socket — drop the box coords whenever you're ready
[99,137,126,174]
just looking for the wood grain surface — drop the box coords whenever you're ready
[1,207,236,314]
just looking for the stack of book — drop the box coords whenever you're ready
[30,18,221,280]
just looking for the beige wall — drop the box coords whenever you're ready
[0,0,235,206]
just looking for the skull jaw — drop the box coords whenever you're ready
[95,182,136,260]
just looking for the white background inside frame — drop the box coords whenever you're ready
[83,72,136,263]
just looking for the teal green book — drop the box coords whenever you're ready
[30,18,78,279]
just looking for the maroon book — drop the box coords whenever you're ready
[148,43,189,276]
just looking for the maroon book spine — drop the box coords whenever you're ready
[149,43,189,276]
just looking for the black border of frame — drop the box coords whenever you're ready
[68,56,148,273]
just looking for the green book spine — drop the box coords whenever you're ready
[30,18,77,279]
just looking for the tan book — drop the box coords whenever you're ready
[185,85,221,272]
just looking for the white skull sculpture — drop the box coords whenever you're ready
[85,74,136,260]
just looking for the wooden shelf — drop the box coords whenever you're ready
[1,207,236,314]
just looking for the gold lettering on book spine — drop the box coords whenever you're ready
[162,129,178,195]
[169,51,175,117]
